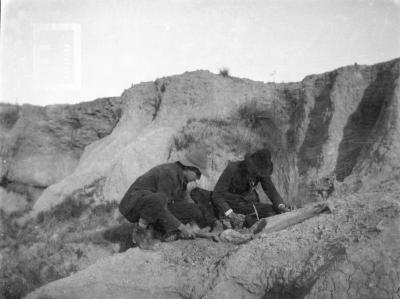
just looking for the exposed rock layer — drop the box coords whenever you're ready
[1,58,399,299]
[0,97,122,211]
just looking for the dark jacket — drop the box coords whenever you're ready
[119,162,188,228]
[212,161,284,214]
[124,162,188,203]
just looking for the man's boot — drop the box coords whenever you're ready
[132,223,157,250]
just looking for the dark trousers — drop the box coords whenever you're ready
[168,202,210,228]
[119,190,212,232]
[190,187,218,226]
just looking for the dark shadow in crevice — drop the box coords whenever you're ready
[297,72,337,175]
[335,69,396,181]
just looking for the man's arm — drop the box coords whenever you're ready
[212,165,243,216]
[260,175,284,211]
[164,207,183,229]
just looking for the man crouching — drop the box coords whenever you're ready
[212,148,290,229]
[119,147,213,250]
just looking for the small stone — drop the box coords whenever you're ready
[375,220,386,232]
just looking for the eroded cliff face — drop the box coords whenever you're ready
[1,58,399,299]
[0,97,122,213]
[2,60,398,215]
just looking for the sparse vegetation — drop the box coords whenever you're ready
[36,196,91,224]
[171,99,283,153]
[237,100,276,129]
[91,200,118,217]
[173,132,196,151]
[198,117,230,127]
[219,68,230,77]
[0,198,122,299]
[0,104,20,129]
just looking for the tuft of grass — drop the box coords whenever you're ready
[198,118,231,127]
[237,100,276,129]
[219,68,230,77]
[37,196,91,224]
[0,104,20,129]
[91,201,118,217]
[173,132,196,151]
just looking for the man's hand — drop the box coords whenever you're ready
[228,212,246,228]
[178,223,196,239]
[278,203,290,213]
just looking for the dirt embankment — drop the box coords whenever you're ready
[1,58,399,299]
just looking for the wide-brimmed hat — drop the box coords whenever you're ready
[244,148,273,176]
[179,146,210,177]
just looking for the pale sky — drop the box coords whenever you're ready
[1,0,399,106]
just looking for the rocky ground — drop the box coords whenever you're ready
[1,58,399,298]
